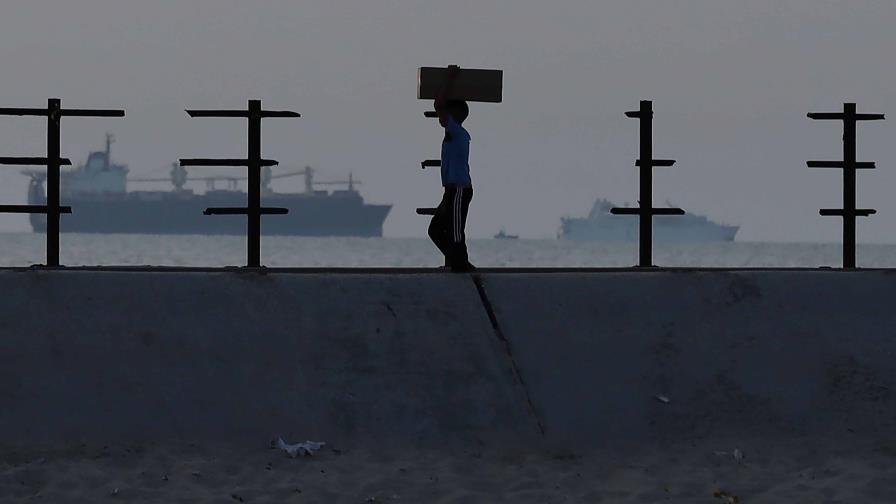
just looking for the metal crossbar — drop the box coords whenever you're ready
[807,103,885,268]
[417,107,443,213]
[180,99,300,267]
[611,100,684,267]
[0,98,123,266]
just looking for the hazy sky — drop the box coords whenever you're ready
[0,0,893,241]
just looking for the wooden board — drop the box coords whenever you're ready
[417,67,503,103]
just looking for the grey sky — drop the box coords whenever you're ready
[0,0,893,241]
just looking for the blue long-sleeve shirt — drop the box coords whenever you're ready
[440,117,472,187]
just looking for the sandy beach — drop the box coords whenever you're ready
[3,435,895,503]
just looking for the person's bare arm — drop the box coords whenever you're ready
[434,65,461,126]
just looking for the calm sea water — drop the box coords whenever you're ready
[1,232,895,268]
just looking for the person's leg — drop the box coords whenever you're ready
[448,187,474,271]
[428,188,453,266]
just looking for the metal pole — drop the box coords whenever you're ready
[842,103,856,269]
[807,104,882,270]
[639,100,653,267]
[613,100,682,268]
[247,99,262,268]
[46,98,61,267]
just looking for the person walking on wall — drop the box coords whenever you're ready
[428,66,476,272]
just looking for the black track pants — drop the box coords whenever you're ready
[428,186,473,267]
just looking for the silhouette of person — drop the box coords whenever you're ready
[428,67,475,272]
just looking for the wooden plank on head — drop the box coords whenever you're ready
[417,67,503,103]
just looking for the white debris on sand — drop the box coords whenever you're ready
[270,437,326,458]
[714,448,745,463]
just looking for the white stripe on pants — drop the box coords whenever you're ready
[454,188,463,243]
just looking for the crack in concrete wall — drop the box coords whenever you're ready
[471,274,546,436]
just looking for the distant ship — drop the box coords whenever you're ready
[24,135,392,236]
[559,198,738,242]
[493,229,519,240]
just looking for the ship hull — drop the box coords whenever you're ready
[560,215,738,242]
[29,192,391,237]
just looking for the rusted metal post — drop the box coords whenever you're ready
[843,103,857,269]
[46,99,62,266]
[611,100,684,267]
[247,100,262,267]
[0,99,123,266]
[637,100,654,267]
[180,99,299,267]
[417,110,442,215]
[808,103,884,269]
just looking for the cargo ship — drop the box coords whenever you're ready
[24,135,391,236]
[559,198,738,242]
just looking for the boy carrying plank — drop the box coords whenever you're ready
[428,66,475,272]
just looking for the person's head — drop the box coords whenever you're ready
[444,100,469,125]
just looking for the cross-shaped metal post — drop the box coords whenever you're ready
[180,99,300,267]
[420,110,442,171]
[808,103,885,269]
[611,100,684,267]
[0,98,124,266]
[415,109,443,215]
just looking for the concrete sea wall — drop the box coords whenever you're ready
[1,269,895,449]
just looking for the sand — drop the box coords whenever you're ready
[3,435,895,503]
